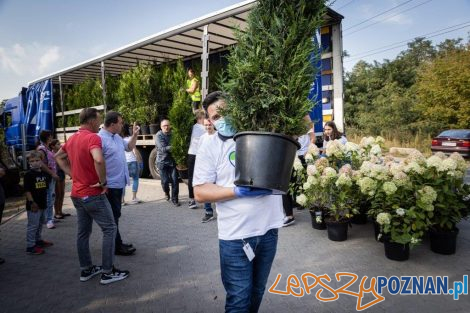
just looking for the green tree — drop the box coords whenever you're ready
[415,48,470,133]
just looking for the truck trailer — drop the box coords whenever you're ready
[1,0,344,178]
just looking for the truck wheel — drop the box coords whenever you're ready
[149,148,161,180]
[135,147,150,178]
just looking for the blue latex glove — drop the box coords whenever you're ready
[234,186,273,198]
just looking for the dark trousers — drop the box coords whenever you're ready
[187,154,196,199]
[0,184,5,224]
[106,188,124,249]
[158,163,179,201]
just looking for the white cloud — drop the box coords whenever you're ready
[382,13,412,25]
[0,43,61,76]
[38,46,60,73]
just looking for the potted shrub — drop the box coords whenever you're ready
[169,60,194,178]
[418,153,470,254]
[220,0,326,193]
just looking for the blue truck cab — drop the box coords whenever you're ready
[2,80,54,153]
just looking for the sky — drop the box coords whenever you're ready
[0,0,469,100]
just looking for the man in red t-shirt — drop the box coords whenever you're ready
[55,108,129,285]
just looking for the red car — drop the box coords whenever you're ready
[431,129,470,158]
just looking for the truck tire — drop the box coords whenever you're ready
[149,148,161,180]
[135,147,150,178]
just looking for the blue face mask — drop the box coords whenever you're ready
[213,117,237,137]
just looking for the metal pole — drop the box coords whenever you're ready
[101,61,107,114]
[201,25,210,101]
[59,76,66,142]
[20,124,27,170]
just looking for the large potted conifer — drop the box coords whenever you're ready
[221,0,325,193]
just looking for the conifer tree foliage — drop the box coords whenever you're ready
[169,60,193,167]
[221,0,325,136]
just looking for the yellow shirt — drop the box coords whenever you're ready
[186,77,201,101]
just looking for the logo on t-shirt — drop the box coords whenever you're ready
[229,151,236,167]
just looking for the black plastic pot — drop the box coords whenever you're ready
[326,219,349,241]
[309,210,326,230]
[384,238,409,261]
[430,227,459,255]
[177,167,189,180]
[233,131,300,194]
[149,124,159,134]
[351,212,368,225]
[140,125,150,135]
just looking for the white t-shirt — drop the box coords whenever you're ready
[123,137,137,163]
[193,134,284,240]
[188,123,206,155]
[196,132,214,153]
[297,134,310,156]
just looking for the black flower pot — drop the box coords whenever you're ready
[309,210,326,230]
[140,125,150,135]
[177,167,189,180]
[351,212,368,225]
[326,219,349,241]
[233,131,300,194]
[430,227,459,255]
[149,124,159,134]
[384,238,409,261]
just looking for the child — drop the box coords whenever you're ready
[24,151,53,255]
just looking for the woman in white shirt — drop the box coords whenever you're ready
[122,125,141,204]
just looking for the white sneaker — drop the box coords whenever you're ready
[129,198,142,205]
[46,221,56,229]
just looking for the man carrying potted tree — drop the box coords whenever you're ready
[155,119,180,206]
[193,91,283,313]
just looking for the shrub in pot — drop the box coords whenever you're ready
[169,60,194,171]
[220,0,326,193]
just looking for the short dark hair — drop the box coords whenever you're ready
[104,111,122,127]
[49,139,60,149]
[121,124,131,137]
[79,108,99,125]
[202,91,226,114]
[39,130,51,143]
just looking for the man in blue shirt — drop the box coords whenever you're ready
[99,111,139,256]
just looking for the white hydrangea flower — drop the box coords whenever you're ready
[335,173,352,187]
[345,142,360,153]
[383,182,397,195]
[358,177,377,196]
[296,194,308,207]
[303,181,312,190]
[369,144,382,157]
[396,208,406,216]
[323,167,337,178]
[442,158,457,171]
[393,171,410,187]
[307,144,320,156]
[389,163,405,176]
[376,212,391,225]
[417,186,437,211]
[293,157,303,171]
[339,164,353,175]
[360,161,373,175]
[434,152,447,160]
[426,155,446,172]
[360,136,375,148]
[375,136,385,145]
[315,158,329,173]
[404,161,425,174]
[306,165,318,176]
[410,237,419,244]
[305,153,314,162]
[307,175,318,185]
[326,139,346,158]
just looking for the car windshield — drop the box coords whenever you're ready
[438,130,470,139]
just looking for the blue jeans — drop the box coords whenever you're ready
[157,163,179,201]
[45,179,56,223]
[26,209,45,248]
[219,228,279,313]
[204,202,213,215]
[127,161,139,193]
[71,194,117,273]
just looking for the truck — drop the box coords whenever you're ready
[1,0,344,178]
